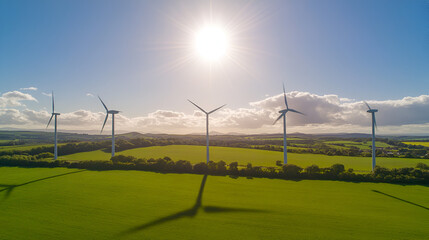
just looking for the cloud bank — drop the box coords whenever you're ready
[0,90,428,134]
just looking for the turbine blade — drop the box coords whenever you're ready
[273,113,284,125]
[98,96,109,112]
[52,91,55,113]
[364,101,371,110]
[46,114,54,128]
[288,108,305,115]
[187,99,207,114]
[283,83,289,109]
[101,114,109,133]
[208,104,226,114]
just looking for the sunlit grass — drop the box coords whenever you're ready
[0,167,428,240]
[403,142,429,147]
[60,145,428,171]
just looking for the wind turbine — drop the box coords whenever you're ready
[188,100,226,163]
[365,102,378,171]
[99,96,120,158]
[273,84,304,164]
[46,91,60,160]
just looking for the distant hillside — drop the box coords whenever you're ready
[1,130,428,145]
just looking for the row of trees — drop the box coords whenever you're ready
[1,136,428,159]
[1,154,428,184]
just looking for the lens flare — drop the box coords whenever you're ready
[194,25,229,62]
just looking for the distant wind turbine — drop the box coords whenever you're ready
[46,91,60,160]
[365,102,378,171]
[188,100,226,163]
[273,84,304,164]
[99,96,120,158]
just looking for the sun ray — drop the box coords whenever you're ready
[146,1,271,78]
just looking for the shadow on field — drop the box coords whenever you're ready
[0,170,86,199]
[371,190,429,211]
[120,174,268,236]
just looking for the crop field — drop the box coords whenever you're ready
[0,167,428,240]
[60,145,427,171]
[0,143,69,152]
[324,140,393,150]
[246,137,304,141]
[403,142,429,147]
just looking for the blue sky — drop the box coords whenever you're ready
[1,0,428,134]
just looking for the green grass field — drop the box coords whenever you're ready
[324,140,392,150]
[403,142,429,147]
[60,145,428,171]
[0,143,65,151]
[0,167,428,240]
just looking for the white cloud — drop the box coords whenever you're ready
[20,87,38,91]
[42,92,52,97]
[86,93,95,98]
[0,91,38,108]
[0,90,428,134]
[0,109,29,125]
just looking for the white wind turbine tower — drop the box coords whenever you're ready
[46,91,60,160]
[99,96,120,158]
[273,84,304,164]
[188,100,226,163]
[365,102,378,171]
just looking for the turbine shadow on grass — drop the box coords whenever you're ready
[121,174,268,236]
[371,190,429,211]
[0,170,86,199]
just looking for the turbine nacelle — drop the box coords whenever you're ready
[273,84,304,125]
[98,96,120,134]
[367,109,378,113]
[46,92,61,129]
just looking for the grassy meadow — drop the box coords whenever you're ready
[0,167,428,240]
[60,145,427,171]
[0,144,62,151]
[403,142,429,147]
[324,140,392,150]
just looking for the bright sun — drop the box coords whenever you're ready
[194,25,229,62]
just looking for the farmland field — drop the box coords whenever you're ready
[403,142,429,147]
[324,140,393,150]
[0,143,66,151]
[60,145,428,171]
[0,167,428,240]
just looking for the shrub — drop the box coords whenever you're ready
[217,161,227,173]
[111,155,136,164]
[373,166,390,177]
[416,162,429,170]
[282,164,302,178]
[175,160,192,173]
[228,162,239,175]
[35,152,54,159]
[193,162,208,174]
[305,164,320,175]
[331,164,345,175]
